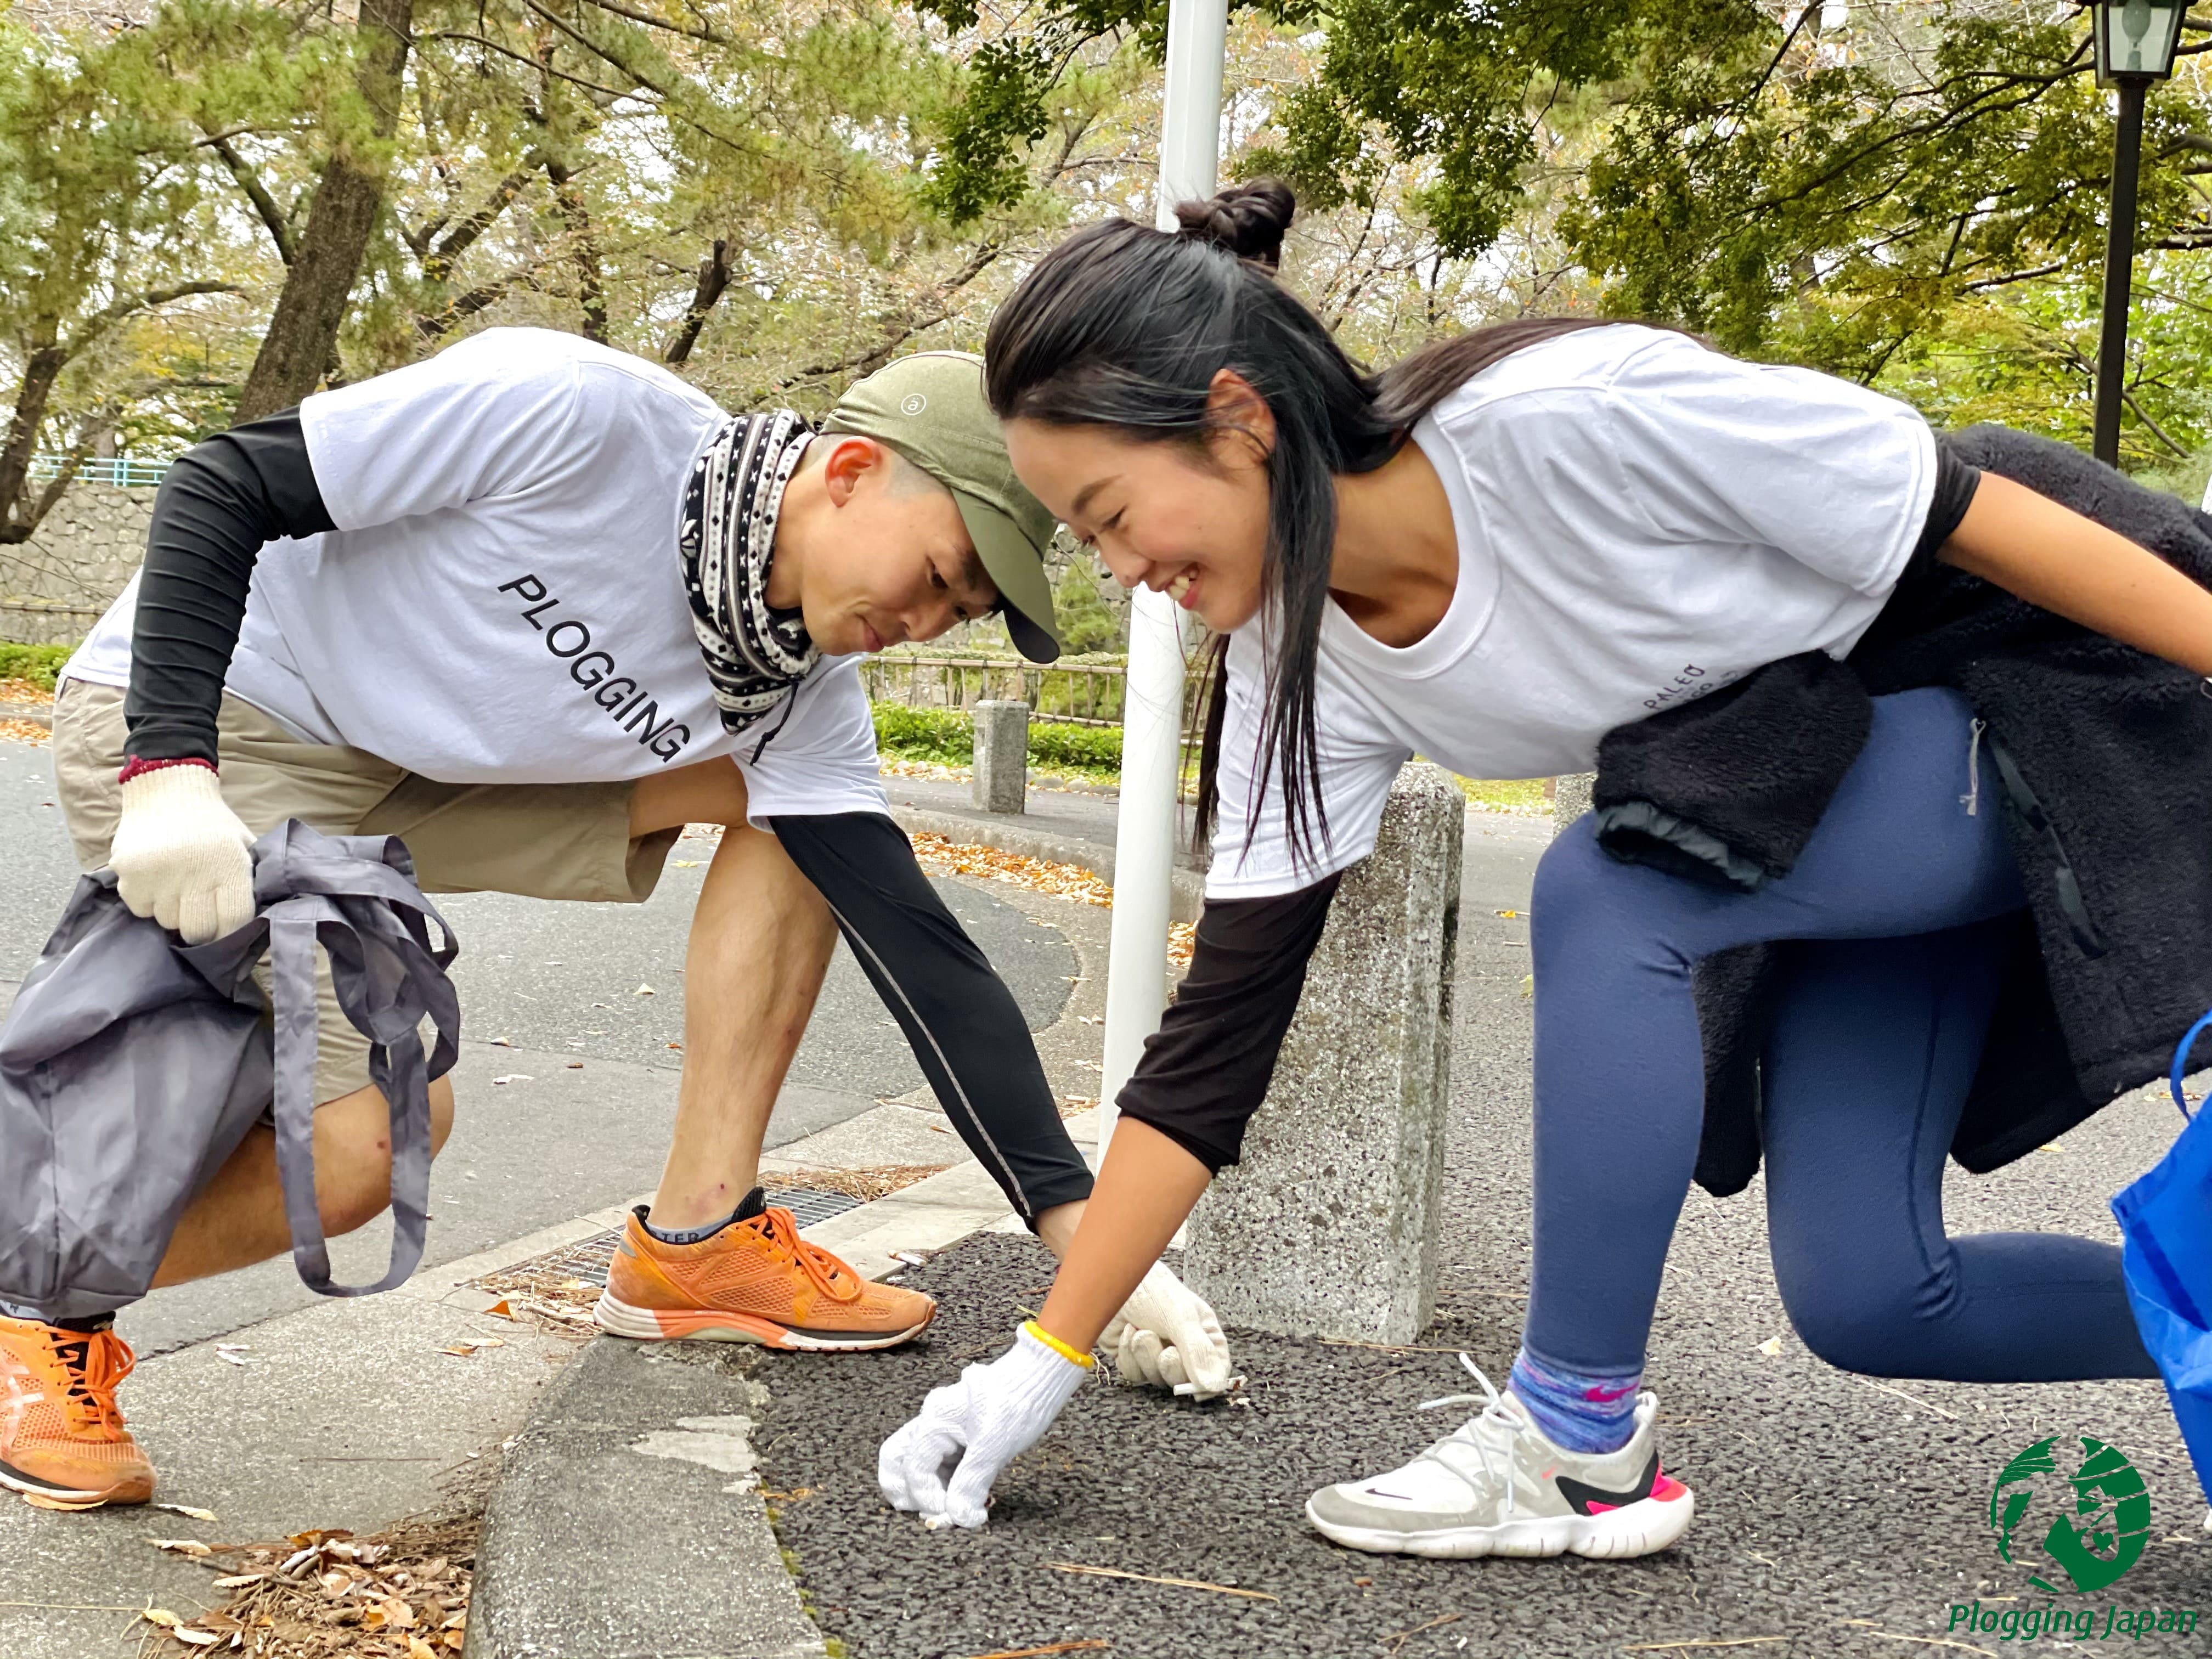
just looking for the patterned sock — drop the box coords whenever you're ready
[641,1186,766,1246]
[1508,1347,1643,1454]
[0,1300,44,1323]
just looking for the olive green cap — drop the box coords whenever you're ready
[821,351,1063,663]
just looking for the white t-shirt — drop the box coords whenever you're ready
[64,328,888,827]
[1206,324,1938,900]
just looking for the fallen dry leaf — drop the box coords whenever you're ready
[140,1607,184,1629]
[150,1538,213,1556]
[1756,1336,1784,1358]
[489,1074,533,1086]
[634,983,655,996]
[209,1574,266,1590]
[438,1339,505,1358]
[155,1503,219,1522]
[168,1626,223,1647]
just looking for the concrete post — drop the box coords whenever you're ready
[1552,771,1595,836]
[971,700,1029,815]
[1182,762,1463,1343]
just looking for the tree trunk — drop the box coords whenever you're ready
[545,156,608,345]
[233,0,415,422]
[0,341,67,544]
[663,239,728,365]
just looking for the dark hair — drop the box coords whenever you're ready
[985,179,1621,867]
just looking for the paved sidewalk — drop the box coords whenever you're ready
[0,1224,589,1659]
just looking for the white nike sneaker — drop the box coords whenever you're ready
[1305,1356,1695,1560]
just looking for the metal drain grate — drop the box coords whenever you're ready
[492,1187,867,1289]
[766,1186,868,1229]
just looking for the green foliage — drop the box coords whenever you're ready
[873,702,974,763]
[1453,775,1552,816]
[1026,719,1120,774]
[871,700,1124,776]
[1052,558,1124,655]
[0,642,72,690]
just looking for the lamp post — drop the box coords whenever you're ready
[2089,0,2187,466]
[1096,0,1229,1155]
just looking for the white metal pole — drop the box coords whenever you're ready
[1097,0,1229,1155]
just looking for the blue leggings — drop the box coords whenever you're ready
[1524,687,2157,1383]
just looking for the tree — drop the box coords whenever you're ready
[0,2,298,538]
[232,0,414,420]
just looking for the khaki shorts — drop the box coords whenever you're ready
[52,680,682,1103]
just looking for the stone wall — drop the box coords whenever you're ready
[0,482,151,644]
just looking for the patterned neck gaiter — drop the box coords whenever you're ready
[678,410,819,735]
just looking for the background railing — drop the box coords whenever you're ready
[26,454,175,489]
[862,651,1207,730]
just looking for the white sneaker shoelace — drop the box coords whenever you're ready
[1403,1353,1535,1522]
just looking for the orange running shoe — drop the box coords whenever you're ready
[0,1316,154,1508]
[595,1203,935,1351]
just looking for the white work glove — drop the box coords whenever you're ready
[879,1323,1090,1528]
[109,763,256,944]
[1102,1261,1239,1400]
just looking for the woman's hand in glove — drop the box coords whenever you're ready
[109,762,256,944]
[879,1323,1091,1528]
[1102,1261,1239,1399]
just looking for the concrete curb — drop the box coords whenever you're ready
[464,1115,1076,1657]
[464,1341,826,1659]
[888,804,1206,923]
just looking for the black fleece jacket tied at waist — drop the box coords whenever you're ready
[1594,425,2212,1197]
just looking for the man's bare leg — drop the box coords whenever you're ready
[151,1080,456,1286]
[629,762,839,1231]
[629,761,1097,1248]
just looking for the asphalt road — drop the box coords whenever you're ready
[0,736,1075,1355]
[759,913,2212,1659]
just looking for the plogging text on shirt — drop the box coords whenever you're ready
[499,574,694,763]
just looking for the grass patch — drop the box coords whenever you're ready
[1452,775,1555,816]
[0,642,72,691]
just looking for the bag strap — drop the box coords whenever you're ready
[2170,1008,2212,1124]
[266,899,456,1297]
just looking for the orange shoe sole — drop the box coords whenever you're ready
[592,1290,934,1352]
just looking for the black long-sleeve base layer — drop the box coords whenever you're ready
[770,812,1097,1223]
[1112,874,1342,1173]
[125,410,332,764]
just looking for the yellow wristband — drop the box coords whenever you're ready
[1023,1319,1096,1370]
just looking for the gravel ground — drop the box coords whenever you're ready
[759,915,2211,1659]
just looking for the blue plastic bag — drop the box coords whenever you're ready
[2110,1009,2212,1508]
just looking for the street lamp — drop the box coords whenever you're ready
[2089,0,2188,465]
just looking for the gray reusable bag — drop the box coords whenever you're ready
[0,819,459,1322]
